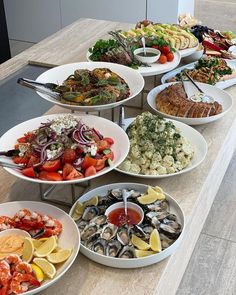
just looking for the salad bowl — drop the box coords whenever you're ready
[0,114,130,184]
[35,62,144,111]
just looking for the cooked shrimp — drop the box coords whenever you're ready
[14,209,43,231]
[4,255,21,272]
[0,216,15,231]
[15,262,32,275]
[42,215,62,237]
[10,273,40,294]
[0,260,11,295]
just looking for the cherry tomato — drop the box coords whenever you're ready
[95,159,106,171]
[62,149,77,163]
[62,163,83,180]
[103,137,114,145]
[85,166,97,177]
[159,54,167,64]
[12,156,29,165]
[166,52,174,62]
[42,159,61,172]
[160,45,170,55]
[17,136,27,143]
[82,156,97,170]
[27,155,40,168]
[39,171,63,181]
[22,167,36,178]
[96,140,110,152]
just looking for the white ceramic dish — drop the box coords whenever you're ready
[133,47,161,64]
[161,59,236,90]
[115,117,208,178]
[147,82,233,125]
[0,228,31,238]
[35,62,144,112]
[0,113,130,184]
[0,201,80,294]
[86,51,181,77]
[69,183,185,268]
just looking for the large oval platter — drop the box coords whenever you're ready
[0,201,80,294]
[35,62,144,111]
[86,51,181,77]
[115,117,208,178]
[0,113,130,184]
[69,183,185,268]
[147,82,233,125]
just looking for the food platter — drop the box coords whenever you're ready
[116,116,207,178]
[161,59,236,89]
[0,201,80,294]
[35,62,144,111]
[179,43,199,58]
[147,82,233,125]
[69,183,185,268]
[0,113,130,184]
[86,51,181,77]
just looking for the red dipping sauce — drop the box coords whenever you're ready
[107,207,141,227]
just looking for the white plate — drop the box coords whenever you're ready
[0,113,130,184]
[147,82,233,125]
[69,183,185,268]
[86,51,181,77]
[0,201,80,294]
[36,62,144,111]
[179,43,199,58]
[161,59,236,90]
[115,117,208,178]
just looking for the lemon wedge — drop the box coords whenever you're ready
[149,229,162,252]
[153,186,164,195]
[137,194,158,205]
[83,196,98,207]
[31,263,44,282]
[22,237,34,263]
[72,197,98,220]
[32,239,44,249]
[34,236,57,258]
[131,235,150,250]
[135,250,156,258]
[33,258,56,279]
[47,249,72,264]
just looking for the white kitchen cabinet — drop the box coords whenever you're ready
[4,0,61,43]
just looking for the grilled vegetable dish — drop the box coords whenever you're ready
[156,83,222,118]
[55,68,130,106]
[118,112,194,175]
[168,57,236,85]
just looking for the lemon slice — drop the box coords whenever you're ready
[137,194,158,205]
[147,186,165,200]
[31,263,44,282]
[22,238,34,263]
[72,202,84,215]
[83,196,98,207]
[131,235,150,250]
[34,236,57,258]
[135,250,156,258]
[38,237,49,243]
[149,229,162,252]
[33,258,56,279]
[153,186,164,195]
[47,249,72,264]
[32,239,44,249]
[52,246,63,253]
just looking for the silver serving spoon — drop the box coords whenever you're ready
[141,37,147,56]
[184,71,215,103]
[122,189,134,216]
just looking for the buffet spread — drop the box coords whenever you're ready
[0,16,236,295]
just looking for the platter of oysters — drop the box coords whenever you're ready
[69,183,184,268]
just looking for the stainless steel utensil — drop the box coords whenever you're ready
[0,149,20,157]
[141,37,147,56]
[0,161,24,170]
[18,78,58,90]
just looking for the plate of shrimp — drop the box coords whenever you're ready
[0,201,80,294]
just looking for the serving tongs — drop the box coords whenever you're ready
[0,149,20,157]
[17,78,60,101]
[0,160,24,170]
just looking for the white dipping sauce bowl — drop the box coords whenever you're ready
[134,48,161,64]
[0,228,31,238]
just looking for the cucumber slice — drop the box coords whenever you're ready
[106,158,113,167]
[103,149,111,155]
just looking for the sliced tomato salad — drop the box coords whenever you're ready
[12,115,115,181]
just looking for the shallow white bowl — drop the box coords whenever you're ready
[115,117,208,179]
[35,62,144,112]
[0,201,80,295]
[0,113,130,184]
[134,48,161,64]
[69,183,185,268]
[183,49,204,63]
[147,82,233,125]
